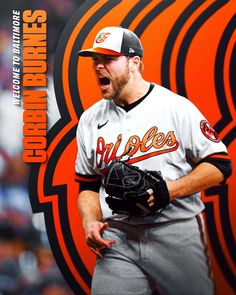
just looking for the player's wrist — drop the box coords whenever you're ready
[151,177,170,210]
[165,180,176,201]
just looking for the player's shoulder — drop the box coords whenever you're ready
[79,98,111,123]
[152,84,187,102]
[152,84,198,109]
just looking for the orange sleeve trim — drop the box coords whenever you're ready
[207,153,230,160]
[75,172,101,182]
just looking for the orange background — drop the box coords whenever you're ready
[35,1,236,294]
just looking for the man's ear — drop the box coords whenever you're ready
[129,56,142,72]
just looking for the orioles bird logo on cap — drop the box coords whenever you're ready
[95,32,111,43]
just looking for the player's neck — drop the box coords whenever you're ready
[115,78,150,106]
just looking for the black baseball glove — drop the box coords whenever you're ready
[103,160,170,215]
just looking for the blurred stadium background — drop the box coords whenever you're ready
[0,0,79,294]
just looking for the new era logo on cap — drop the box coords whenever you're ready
[78,26,143,57]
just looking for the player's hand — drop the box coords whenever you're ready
[147,188,155,207]
[84,221,116,258]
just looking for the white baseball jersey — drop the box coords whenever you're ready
[75,83,227,224]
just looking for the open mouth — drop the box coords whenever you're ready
[99,77,110,86]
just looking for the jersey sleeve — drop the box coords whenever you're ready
[178,99,228,163]
[75,172,102,192]
[199,152,232,183]
[75,116,100,189]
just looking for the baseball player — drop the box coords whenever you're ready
[75,27,232,295]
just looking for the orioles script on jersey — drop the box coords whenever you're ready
[22,10,47,163]
[96,126,179,168]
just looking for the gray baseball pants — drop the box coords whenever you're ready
[91,215,214,295]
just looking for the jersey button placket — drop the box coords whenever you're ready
[125,113,131,132]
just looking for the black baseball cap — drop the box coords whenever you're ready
[78,26,143,58]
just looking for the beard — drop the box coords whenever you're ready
[102,66,130,101]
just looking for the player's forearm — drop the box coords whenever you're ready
[78,190,103,227]
[166,162,224,201]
